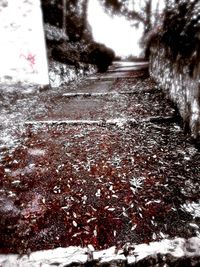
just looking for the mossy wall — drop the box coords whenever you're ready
[150,41,200,140]
[149,0,200,140]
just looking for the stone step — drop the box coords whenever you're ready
[0,237,199,267]
[62,88,161,98]
[28,93,175,122]
[25,116,177,126]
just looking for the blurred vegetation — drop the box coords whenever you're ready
[41,0,200,66]
[161,0,200,61]
[41,0,115,72]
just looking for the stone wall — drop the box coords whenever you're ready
[149,40,200,140]
[149,0,200,141]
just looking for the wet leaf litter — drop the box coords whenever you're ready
[0,62,199,254]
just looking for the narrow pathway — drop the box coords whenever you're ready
[0,61,200,262]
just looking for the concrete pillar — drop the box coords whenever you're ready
[0,0,49,85]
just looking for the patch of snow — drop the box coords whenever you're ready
[28,246,88,265]
[28,148,46,156]
[49,61,77,88]
[0,238,200,266]
[181,201,200,218]
[128,238,194,263]
[49,61,96,88]
[88,244,95,252]
[44,23,68,41]
[109,118,127,127]
[0,127,24,160]
[93,246,125,262]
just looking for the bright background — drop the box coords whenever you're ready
[88,0,165,57]
[88,0,143,57]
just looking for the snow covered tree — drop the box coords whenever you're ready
[41,0,92,41]
[41,0,115,72]
[98,0,163,35]
[65,0,92,41]
[161,0,200,60]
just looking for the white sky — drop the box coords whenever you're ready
[88,0,144,57]
[88,0,165,57]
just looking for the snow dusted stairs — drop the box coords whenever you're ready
[1,61,200,266]
[25,61,177,126]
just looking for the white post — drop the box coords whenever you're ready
[0,0,49,86]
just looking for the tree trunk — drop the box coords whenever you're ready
[144,0,152,35]
[65,0,91,41]
[63,0,66,34]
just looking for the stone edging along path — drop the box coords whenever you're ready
[0,237,200,266]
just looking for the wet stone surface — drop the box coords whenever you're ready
[0,63,200,255]
[32,91,175,122]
